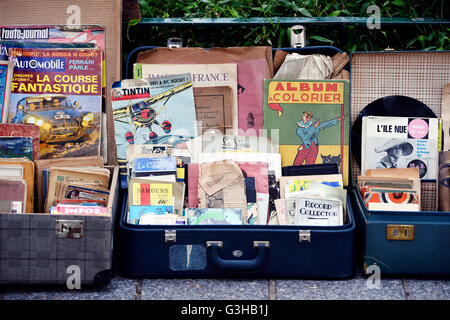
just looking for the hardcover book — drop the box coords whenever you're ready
[0,137,33,160]
[263,79,350,185]
[6,46,103,159]
[0,123,40,160]
[0,60,13,123]
[134,62,238,133]
[361,116,439,180]
[129,182,173,207]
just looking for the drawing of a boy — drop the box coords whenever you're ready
[293,110,342,165]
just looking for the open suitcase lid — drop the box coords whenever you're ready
[349,50,450,212]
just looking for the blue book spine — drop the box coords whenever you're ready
[134,156,177,173]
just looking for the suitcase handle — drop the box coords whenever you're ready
[206,241,269,271]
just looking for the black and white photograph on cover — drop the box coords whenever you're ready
[374,139,414,170]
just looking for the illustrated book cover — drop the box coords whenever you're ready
[361,116,439,180]
[134,62,237,133]
[0,60,13,123]
[263,79,350,185]
[112,75,197,165]
[0,123,40,160]
[6,46,102,159]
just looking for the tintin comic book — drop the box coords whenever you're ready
[6,46,102,159]
[112,74,198,179]
[263,79,350,185]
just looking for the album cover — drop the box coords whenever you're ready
[362,116,439,180]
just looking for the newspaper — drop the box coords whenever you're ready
[274,53,333,80]
[197,161,247,221]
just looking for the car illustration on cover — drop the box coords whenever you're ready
[11,94,95,143]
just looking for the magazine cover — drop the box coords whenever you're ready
[0,25,106,96]
[0,60,13,123]
[362,116,439,180]
[6,47,102,159]
[112,74,198,161]
[263,79,350,185]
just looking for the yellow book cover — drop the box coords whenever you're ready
[264,79,350,185]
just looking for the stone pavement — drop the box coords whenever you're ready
[1,267,449,300]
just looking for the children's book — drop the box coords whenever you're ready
[263,79,350,185]
[112,74,197,163]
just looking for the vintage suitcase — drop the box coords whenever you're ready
[0,166,120,285]
[0,0,123,286]
[117,45,356,279]
[348,50,450,276]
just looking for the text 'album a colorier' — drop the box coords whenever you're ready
[264,79,350,185]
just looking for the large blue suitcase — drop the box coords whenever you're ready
[349,50,450,276]
[116,46,356,279]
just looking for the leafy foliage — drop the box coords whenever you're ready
[125,0,449,52]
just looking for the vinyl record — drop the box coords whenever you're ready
[351,95,437,168]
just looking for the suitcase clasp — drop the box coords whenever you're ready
[290,25,306,48]
[386,225,415,241]
[55,219,83,239]
[299,230,311,243]
[165,230,177,243]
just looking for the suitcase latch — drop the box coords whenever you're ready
[165,230,177,243]
[55,219,83,239]
[299,230,311,243]
[290,25,306,48]
[386,225,415,241]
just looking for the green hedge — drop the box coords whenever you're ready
[124,0,449,52]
